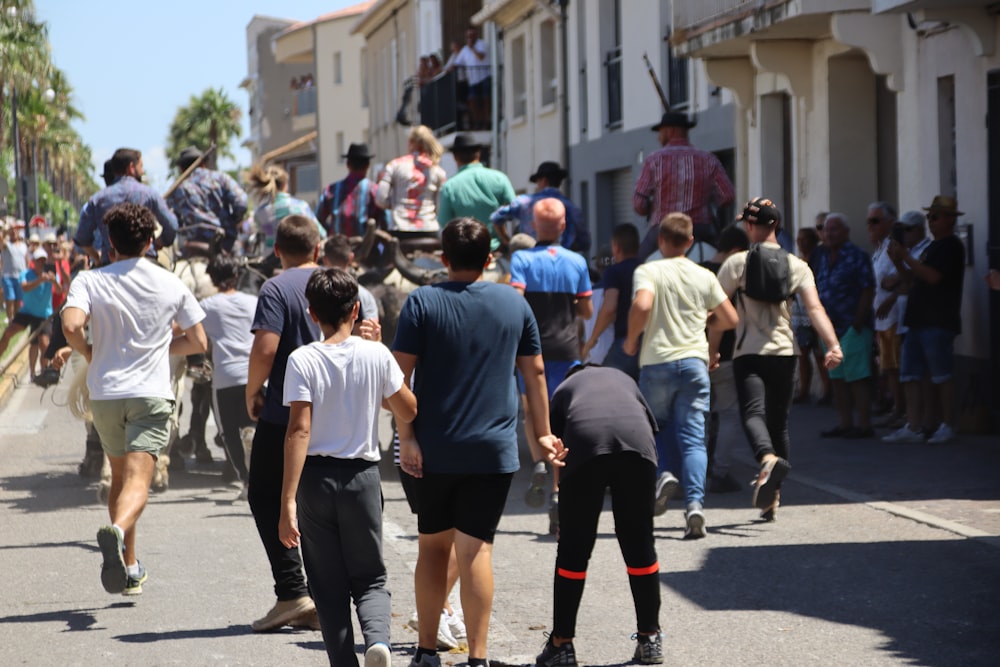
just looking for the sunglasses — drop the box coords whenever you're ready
[866,217,884,225]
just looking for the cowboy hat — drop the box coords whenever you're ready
[450,134,484,152]
[342,143,375,161]
[922,195,963,216]
[529,161,568,183]
[651,111,696,131]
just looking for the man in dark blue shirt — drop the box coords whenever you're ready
[393,217,565,667]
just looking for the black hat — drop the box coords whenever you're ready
[450,134,484,152]
[101,159,115,180]
[529,161,567,183]
[177,146,203,166]
[651,111,696,131]
[342,143,375,161]
[738,197,781,227]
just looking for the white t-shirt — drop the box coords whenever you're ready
[63,257,205,400]
[199,291,258,389]
[582,287,613,364]
[872,237,898,332]
[454,40,490,85]
[1,240,28,277]
[896,236,932,336]
[283,337,404,461]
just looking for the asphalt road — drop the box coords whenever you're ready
[1,366,998,666]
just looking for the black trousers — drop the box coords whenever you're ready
[248,418,309,601]
[212,385,253,481]
[732,355,796,463]
[553,452,660,638]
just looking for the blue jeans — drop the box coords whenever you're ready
[638,358,710,508]
[603,337,640,382]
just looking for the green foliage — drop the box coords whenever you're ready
[166,88,243,175]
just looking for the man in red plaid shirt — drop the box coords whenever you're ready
[633,112,735,259]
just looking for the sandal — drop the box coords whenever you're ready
[752,457,790,510]
[759,490,781,522]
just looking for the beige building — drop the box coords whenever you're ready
[352,0,490,175]
[673,0,1000,416]
[271,2,374,205]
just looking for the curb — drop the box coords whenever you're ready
[0,346,29,411]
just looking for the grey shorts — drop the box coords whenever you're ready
[90,397,175,458]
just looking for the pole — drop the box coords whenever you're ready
[560,1,571,202]
[642,52,671,112]
[11,86,26,222]
[32,140,38,218]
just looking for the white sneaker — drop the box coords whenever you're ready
[407,609,459,650]
[882,424,925,444]
[364,642,391,667]
[443,608,466,642]
[927,423,955,445]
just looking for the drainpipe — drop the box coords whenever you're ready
[489,21,500,168]
[559,1,570,198]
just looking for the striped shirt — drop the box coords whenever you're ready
[633,138,734,230]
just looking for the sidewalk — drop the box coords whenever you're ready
[725,401,1000,540]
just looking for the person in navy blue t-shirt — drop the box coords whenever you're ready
[392,217,566,667]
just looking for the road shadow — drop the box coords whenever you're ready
[0,602,134,633]
[115,624,253,642]
[661,538,1000,666]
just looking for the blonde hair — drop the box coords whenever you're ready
[658,212,693,247]
[244,163,289,203]
[408,125,444,165]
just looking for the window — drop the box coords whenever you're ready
[337,132,345,164]
[512,35,527,119]
[937,75,956,197]
[540,20,557,108]
[603,0,623,129]
[664,29,689,109]
[334,52,342,85]
[294,163,320,194]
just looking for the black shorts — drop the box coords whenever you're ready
[417,471,514,543]
[398,465,421,514]
[12,312,46,333]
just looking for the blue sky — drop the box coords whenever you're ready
[38,0,363,191]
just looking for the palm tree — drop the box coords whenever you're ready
[166,87,243,172]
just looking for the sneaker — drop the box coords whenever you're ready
[436,610,459,650]
[535,634,578,667]
[122,562,148,596]
[365,642,392,667]
[97,525,127,594]
[408,652,442,667]
[881,424,925,444]
[632,632,664,664]
[288,608,322,630]
[684,504,706,539]
[927,423,955,445]
[525,461,547,508]
[548,492,560,536]
[251,596,316,632]
[653,472,679,516]
[443,608,466,642]
[751,457,790,511]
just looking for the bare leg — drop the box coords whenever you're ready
[455,531,494,660]
[796,351,813,401]
[106,451,157,566]
[521,394,542,463]
[831,379,853,429]
[415,530,454,650]
[850,379,873,430]
[0,323,24,362]
[938,379,956,429]
[813,347,832,399]
[903,381,922,431]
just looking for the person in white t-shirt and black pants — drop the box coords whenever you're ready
[62,202,208,596]
[278,268,416,667]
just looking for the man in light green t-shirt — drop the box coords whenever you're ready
[623,212,737,539]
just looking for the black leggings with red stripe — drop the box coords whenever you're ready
[553,452,660,638]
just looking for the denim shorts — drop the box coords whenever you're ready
[2,275,23,302]
[899,326,956,384]
[518,359,577,399]
[90,397,175,458]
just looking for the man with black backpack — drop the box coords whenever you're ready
[715,198,842,520]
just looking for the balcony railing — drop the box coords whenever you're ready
[294,87,317,117]
[605,47,623,129]
[417,65,494,135]
[673,0,759,32]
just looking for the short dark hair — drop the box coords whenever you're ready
[716,224,750,253]
[104,203,155,256]
[658,212,693,247]
[453,147,479,165]
[611,223,640,255]
[798,226,820,248]
[323,234,353,267]
[347,157,371,171]
[275,215,321,257]
[207,255,240,291]
[305,268,359,327]
[111,148,141,176]
[441,217,490,271]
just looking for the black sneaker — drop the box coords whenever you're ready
[97,525,127,594]
[536,635,577,667]
[525,461,547,508]
[632,632,664,664]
